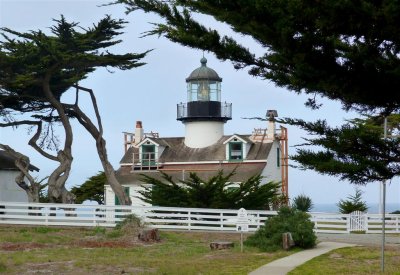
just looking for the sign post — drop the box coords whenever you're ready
[236,208,249,252]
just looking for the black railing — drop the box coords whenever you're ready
[177,101,232,121]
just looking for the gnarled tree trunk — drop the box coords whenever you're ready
[42,73,75,203]
[63,85,131,205]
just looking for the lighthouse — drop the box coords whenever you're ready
[177,57,232,148]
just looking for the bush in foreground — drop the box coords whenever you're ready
[245,206,317,251]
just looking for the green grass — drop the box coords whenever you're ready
[289,246,400,275]
[0,225,294,274]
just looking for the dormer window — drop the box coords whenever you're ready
[229,139,243,160]
[142,143,156,166]
[224,135,251,161]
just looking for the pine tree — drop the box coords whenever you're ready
[1,16,148,204]
[139,170,282,210]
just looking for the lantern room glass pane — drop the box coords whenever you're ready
[187,81,221,102]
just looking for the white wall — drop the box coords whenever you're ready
[0,170,28,202]
[105,185,151,206]
[261,140,282,184]
[184,121,224,148]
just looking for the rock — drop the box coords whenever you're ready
[210,241,234,250]
[282,232,295,250]
[138,229,160,242]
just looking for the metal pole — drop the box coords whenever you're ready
[240,232,243,252]
[381,116,388,272]
[381,180,386,272]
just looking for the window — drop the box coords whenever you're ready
[277,148,281,167]
[229,142,243,160]
[142,144,156,166]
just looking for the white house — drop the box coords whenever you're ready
[105,58,288,206]
[0,150,39,203]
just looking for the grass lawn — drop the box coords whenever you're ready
[289,246,400,275]
[0,225,293,274]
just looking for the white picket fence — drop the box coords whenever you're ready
[0,202,399,234]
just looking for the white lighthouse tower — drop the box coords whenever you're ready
[177,58,232,148]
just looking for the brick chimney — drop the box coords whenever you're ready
[266,110,278,140]
[134,121,144,145]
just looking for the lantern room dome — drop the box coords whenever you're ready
[186,57,222,82]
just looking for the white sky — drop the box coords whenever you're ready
[0,0,399,206]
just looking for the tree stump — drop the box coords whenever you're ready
[138,229,160,242]
[282,232,295,250]
[210,241,234,250]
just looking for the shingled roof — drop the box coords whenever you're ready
[116,162,267,185]
[120,135,273,164]
[0,150,39,172]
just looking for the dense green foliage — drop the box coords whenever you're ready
[139,170,282,210]
[245,206,317,251]
[337,188,368,214]
[118,0,400,113]
[71,172,106,204]
[292,194,313,212]
[284,116,400,184]
[0,15,147,112]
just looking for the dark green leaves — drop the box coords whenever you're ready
[283,116,400,183]
[117,0,400,112]
[139,170,281,209]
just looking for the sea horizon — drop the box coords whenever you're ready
[312,202,400,214]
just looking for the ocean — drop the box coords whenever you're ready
[312,203,400,214]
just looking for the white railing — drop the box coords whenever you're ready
[0,202,399,233]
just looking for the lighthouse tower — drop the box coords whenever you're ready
[177,58,232,148]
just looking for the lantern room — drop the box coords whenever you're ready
[177,57,232,122]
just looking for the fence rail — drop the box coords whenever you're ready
[0,202,399,233]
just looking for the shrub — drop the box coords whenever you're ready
[139,170,281,210]
[390,210,400,214]
[115,214,143,230]
[292,194,313,212]
[337,188,368,214]
[245,206,316,251]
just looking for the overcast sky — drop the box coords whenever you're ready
[1,0,399,208]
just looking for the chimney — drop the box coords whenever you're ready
[134,121,144,145]
[266,110,278,140]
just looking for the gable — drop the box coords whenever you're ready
[120,136,274,164]
[223,134,251,144]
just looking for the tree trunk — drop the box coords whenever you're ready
[64,97,131,205]
[96,135,132,205]
[43,74,75,204]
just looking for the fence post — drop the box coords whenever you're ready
[93,208,97,225]
[346,214,350,233]
[188,211,191,231]
[257,213,260,229]
[220,212,224,230]
[45,207,49,226]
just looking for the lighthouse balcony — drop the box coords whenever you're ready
[177,101,232,122]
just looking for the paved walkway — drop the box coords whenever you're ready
[316,233,400,247]
[249,242,357,275]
